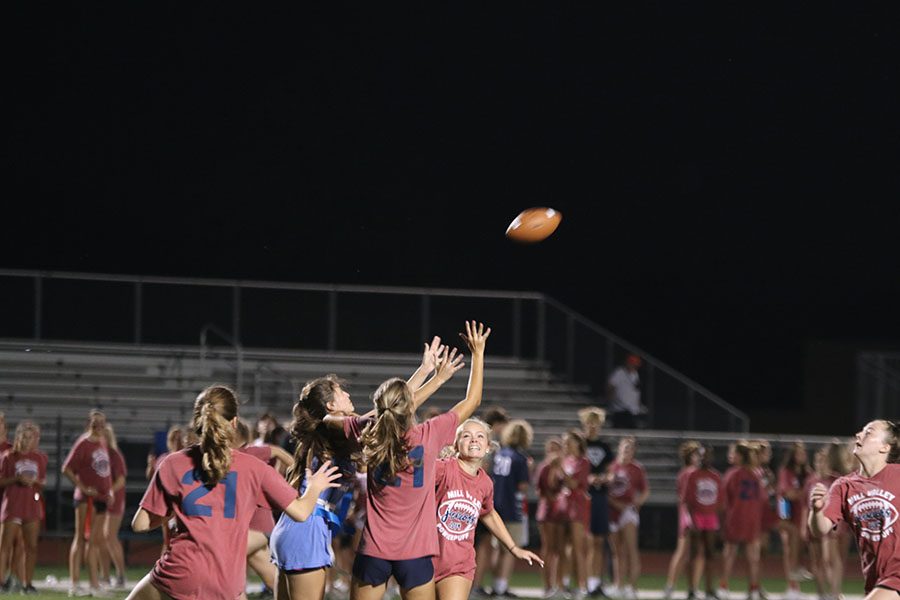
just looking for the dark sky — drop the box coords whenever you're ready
[5,5,900,421]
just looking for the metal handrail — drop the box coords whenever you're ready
[199,323,243,400]
[252,362,298,409]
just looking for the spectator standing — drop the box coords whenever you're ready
[606,356,644,429]
[578,407,615,598]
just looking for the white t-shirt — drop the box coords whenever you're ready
[607,367,641,414]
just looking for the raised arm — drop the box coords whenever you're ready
[267,444,294,476]
[407,336,444,391]
[414,346,465,409]
[450,321,491,422]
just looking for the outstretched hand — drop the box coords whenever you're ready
[512,546,545,568]
[459,321,491,355]
[305,461,343,493]
[420,336,445,374]
[435,346,465,382]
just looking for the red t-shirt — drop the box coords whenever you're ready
[823,463,900,593]
[534,458,565,523]
[676,467,696,504]
[109,447,127,516]
[608,461,648,520]
[0,441,11,507]
[432,458,494,581]
[356,411,459,560]
[685,467,723,516]
[239,445,277,535]
[723,466,763,542]
[140,447,299,600]
[62,435,112,501]
[778,467,808,522]
[562,455,591,524]
[0,450,48,522]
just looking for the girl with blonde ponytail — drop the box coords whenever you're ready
[127,385,342,600]
[273,337,464,600]
[351,321,491,600]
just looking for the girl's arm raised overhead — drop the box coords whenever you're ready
[414,345,465,409]
[451,321,491,422]
[407,336,444,391]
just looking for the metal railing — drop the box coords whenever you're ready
[0,268,748,431]
[199,323,244,399]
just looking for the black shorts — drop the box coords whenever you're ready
[352,554,434,590]
[75,499,108,514]
[589,488,609,536]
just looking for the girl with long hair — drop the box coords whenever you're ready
[778,441,812,599]
[607,436,649,600]
[559,429,592,599]
[685,445,722,600]
[809,420,900,600]
[62,409,114,597]
[0,421,47,595]
[719,441,764,600]
[272,336,463,600]
[350,321,490,600]
[664,441,702,600]
[126,384,341,600]
[432,418,542,600]
[534,437,566,598]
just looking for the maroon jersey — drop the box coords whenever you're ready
[823,463,900,592]
[562,455,591,524]
[0,441,11,508]
[676,467,696,504]
[0,450,47,522]
[62,435,112,501]
[355,411,459,560]
[686,467,723,516]
[140,447,299,600]
[534,458,565,523]
[723,466,763,542]
[239,445,277,534]
[608,460,647,521]
[109,447,127,516]
[778,466,807,524]
[432,458,494,581]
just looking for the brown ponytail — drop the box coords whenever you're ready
[192,385,238,485]
[360,378,414,486]
[287,375,345,487]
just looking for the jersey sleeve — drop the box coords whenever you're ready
[777,468,793,496]
[61,439,83,473]
[821,478,846,525]
[425,411,460,447]
[343,416,371,441]
[139,463,172,518]
[110,450,126,481]
[481,478,494,515]
[635,464,648,493]
[259,461,300,510]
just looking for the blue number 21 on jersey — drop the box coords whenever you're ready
[374,445,425,488]
[182,469,238,518]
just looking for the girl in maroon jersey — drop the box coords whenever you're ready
[351,321,490,600]
[685,445,722,600]
[126,384,341,600]
[809,441,852,599]
[0,421,47,595]
[810,420,900,600]
[62,409,114,596]
[719,441,764,600]
[778,441,812,599]
[534,437,565,597]
[608,436,649,600]
[663,440,701,600]
[432,418,543,600]
[99,424,127,590]
[559,429,592,598]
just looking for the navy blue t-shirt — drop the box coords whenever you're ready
[492,447,529,522]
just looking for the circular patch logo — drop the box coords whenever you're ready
[92,449,111,478]
[696,478,719,506]
[437,498,480,535]
[851,497,899,535]
[609,469,630,498]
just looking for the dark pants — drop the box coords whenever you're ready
[611,411,639,429]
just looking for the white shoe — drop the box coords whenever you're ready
[791,568,814,582]
[68,588,92,598]
[543,589,560,599]
[783,588,802,600]
[718,588,730,600]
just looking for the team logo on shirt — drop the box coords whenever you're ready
[587,447,607,467]
[848,488,899,542]
[91,449,111,478]
[695,478,719,506]
[610,469,630,497]
[15,459,39,479]
[437,489,482,542]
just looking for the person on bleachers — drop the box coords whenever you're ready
[664,441,702,600]
[578,406,615,598]
[0,421,47,595]
[62,409,114,597]
[97,424,127,590]
[607,436,649,600]
[605,356,645,430]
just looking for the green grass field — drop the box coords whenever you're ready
[11,567,867,600]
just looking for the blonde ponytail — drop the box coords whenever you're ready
[360,378,414,486]
[193,385,239,485]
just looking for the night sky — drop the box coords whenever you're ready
[5,5,900,428]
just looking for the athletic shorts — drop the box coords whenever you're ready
[75,499,108,514]
[692,513,719,531]
[589,488,610,536]
[609,505,639,533]
[352,554,434,589]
